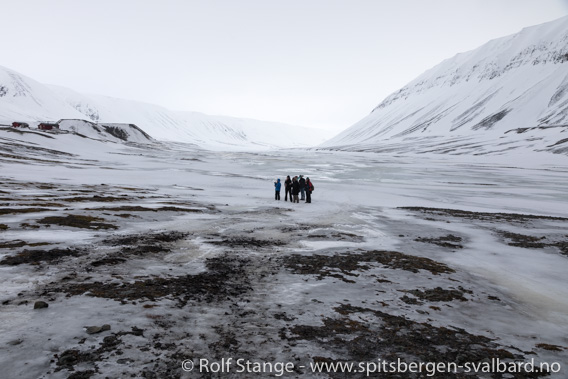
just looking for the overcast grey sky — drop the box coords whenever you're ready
[1,0,567,131]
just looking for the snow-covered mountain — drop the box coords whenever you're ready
[0,65,330,149]
[321,16,568,155]
[0,67,85,121]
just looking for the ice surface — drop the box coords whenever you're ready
[0,131,567,377]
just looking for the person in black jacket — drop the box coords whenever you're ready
[284,175,292,201]
[292,176,300,203]
[305,177,313,203]
[299,175,306,201]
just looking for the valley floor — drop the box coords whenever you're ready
[0,136,567,378]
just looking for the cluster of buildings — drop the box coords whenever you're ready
[11,121,59,130]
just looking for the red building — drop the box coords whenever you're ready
[38,122,59,130]
[12,122,29,128]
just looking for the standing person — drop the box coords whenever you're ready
[305,177,314,203]
[292,176,300,203]
[299,175,306,201]
[274,178,281,200]
[284,175,292,202]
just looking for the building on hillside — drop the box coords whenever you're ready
[38,122,59,130]
[12,122,29,128]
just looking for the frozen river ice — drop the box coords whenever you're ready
[0,135,567,378]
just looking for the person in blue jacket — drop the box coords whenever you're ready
[274,178,281,200]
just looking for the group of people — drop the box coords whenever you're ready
[274,175,314,203]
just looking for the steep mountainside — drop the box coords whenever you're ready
[0,66,329,149]
[0,67,84,121]
[321,16,568,155]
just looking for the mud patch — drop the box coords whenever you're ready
[37,215,118,230]
[0,240,50,249]
[500,231,547,249]
[63,195,131,203]
[401,207,568,223]
[120,244,168,256]
[308,231,364,242]
[415,234,463,249]
[0,207,52,215]
[159,201,216,211]
[20,223,40,229]
[91,231,189,263]
[0,248,83,266]
[103,231,188,247]
[282,224,317,233]
[401,287,469,304]
[26,202,66,208]
[55,332,131,374]
[556,241,568,256]
[208,236,286,249]
[284,303,547,378]
[87,206,203,213]
[498,231,568,256]
[51,255,252,305]
[535,343,565,352]
[90,257,127,267]
[283,250,455,283]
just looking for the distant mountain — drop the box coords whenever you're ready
[321,16,568,155]
[49,86,330,149]
[0,65,330,149]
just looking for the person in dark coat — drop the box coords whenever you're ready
[274,178,281,200]
[299,175,306,201]
[284,175,292,201]
[292,176,300,203]
[305,177,313,203]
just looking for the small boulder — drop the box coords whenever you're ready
[33,301,49,309]
[85,324,111,334]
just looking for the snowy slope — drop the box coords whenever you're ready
[321,16,568,155]
[51,86,330,149]
[0,65,329,149]
[57,119,154,144]
[50,85,329,149]
[0,66,85,121]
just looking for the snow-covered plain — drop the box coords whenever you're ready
[0,129,567,378]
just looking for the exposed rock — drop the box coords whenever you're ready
[85,324,111,334]
[33,301,49,309]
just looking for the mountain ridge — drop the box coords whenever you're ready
[0,65,330,150]
[321,16,568,156]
